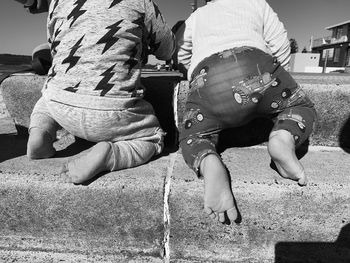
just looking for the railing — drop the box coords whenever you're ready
[312,35,348,48]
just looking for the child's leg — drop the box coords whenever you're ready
[27,128,56,159]
[61,139,159,184]
[200,153,237,223]
[268,106,316,186]
[268,129,306,185]
[180,134,238,223]
[27,97,60,159]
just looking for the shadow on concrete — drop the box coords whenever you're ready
[0,125,28,162]
[275,224,350,263]
[54,137,94,158]
[217,117,274,152]
[218,118,310,155]
[217,117,310,177]
[217,117,309,157]
[339,115,350,153]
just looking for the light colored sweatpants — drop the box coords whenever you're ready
[29,95,165,170]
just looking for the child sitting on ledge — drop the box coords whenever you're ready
[13,0,175,184]
[177,0,317,224]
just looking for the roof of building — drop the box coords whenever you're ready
[326,20,350,30]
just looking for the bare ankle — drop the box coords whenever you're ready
[100,142,115,171]
[268,130,306,184]
[61,141,115,184]
[27,128,55,159]
[200,154,225,179]
[268,130,295,160]
[200,154,238,223]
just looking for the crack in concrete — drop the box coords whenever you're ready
[162,152,177,263]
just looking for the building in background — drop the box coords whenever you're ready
[290,53,320,73]
[311,20,350,69]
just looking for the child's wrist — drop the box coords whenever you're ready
[24,0,49,13]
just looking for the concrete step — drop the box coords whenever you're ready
[1,72,350,148]
[0,134,171,262]
[0,71,183,149]
[0,134,349,262]
[170,147,350,262]
[175,74,350,149]
[0,72,350,262]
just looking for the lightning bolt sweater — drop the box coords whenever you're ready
[43,0,175,110]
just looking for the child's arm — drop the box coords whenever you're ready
[12,0,50,13]
[177,14,193,76]
[262,1,291,70]
[144,0,176,61]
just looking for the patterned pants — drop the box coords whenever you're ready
[179,47,317,175]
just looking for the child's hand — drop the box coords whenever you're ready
[25,0,49,13]
[36,0,46,10]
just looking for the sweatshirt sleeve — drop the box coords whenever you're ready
[144,0,175,61]
[177,14,193,73]
[262,1,291,70]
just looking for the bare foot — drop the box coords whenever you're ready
[200,154,238,224]
[60,141,114,184]
[27,127,56,159]
[268,130,307,186]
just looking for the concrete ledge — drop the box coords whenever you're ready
[0,135,171,261]
[170,147,350,262]
[0,142,349,262]
[2,72,350,148]
[0,72,350,262]
[175,74,350,149]
[302,84,350,147]
[0,71,183,149]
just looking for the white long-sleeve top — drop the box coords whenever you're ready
[177,0,291,80]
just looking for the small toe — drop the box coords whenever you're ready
[298,175,307,186]
[59,164,72,183]
[218,213,225,223]
[204,207,216,219]
[226,207,238,222]
[59,163,69,174]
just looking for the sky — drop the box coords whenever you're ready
[1,0,350,58]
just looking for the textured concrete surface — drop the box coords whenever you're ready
[2,72,350,149]
[0,133,170,262]
[0,138,349,262]
[0,81,17,135]
[170,147,350,262]
[0,72,350,262]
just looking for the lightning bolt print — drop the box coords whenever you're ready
[62,35,85,73]
[152,2,164,22]
[64,81,81,93]
[49,0,59,20]
[125,13,145,39]
[109,0,122,8]
[124,45,139,74]
[48,65,57,79]
[45,65,56,88]
[130,12,145,27]
[51,22,63,54]
[148,24,161,53]
[94,64,117,96]
[67,0,87,28]
[97,20,123,54]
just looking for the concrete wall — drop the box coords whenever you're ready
[290,53,320,73]
[1,72,350,149]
